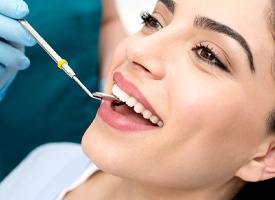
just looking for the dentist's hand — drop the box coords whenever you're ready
[0,0,36,101]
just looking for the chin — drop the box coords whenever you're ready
[81,116,147,183]
[81,116,125,175]
[82,117,106,163]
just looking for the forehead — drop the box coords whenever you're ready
[158,0,269,28]
[167,0,269,21]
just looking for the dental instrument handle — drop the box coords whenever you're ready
[18,19,75,78]
[18,19,118,102]
[18,19,60,64]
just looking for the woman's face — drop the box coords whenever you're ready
[83,0,275,190]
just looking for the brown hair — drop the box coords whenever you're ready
[268,0,275,41]
[266,0,275,133]
[234,1,275,199]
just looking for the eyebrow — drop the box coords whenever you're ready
[194,15,255,73]
[157,0,255,73]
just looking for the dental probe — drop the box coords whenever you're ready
[18,19,118,102]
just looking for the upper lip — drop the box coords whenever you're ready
[113,72,161,121]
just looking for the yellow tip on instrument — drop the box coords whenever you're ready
[57,59,68,69]
[18,19,118,102]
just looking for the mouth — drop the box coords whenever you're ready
[111,84,164,127]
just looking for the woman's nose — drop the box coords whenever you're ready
[125,32,170,80]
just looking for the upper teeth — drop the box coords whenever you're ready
[112,84,164,127]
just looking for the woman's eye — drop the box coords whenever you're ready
[192,44,229,73]
[140,11,163,30]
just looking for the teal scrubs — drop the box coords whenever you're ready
[0,0,102,180]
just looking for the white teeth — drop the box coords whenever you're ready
[150,116,159,124]
[142,110,152,119]
[112,84,121,96]
[119,91,129,102]
[112,84,164,127]
[134,103,145,114]
[157,121,164,127]
[126,97,137,107]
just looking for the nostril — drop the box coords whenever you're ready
[133,61,150,73]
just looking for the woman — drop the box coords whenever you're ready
[1,0,275,199]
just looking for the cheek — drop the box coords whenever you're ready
[155,83,263,184]
[169,81,244,135]
[167,78,263,162]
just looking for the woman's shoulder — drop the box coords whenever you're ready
[12,142,87,172]
[0,142,93,200]
[27,142,85,161]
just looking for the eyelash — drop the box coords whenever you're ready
[191,44,229,73]
[140,11,163,30]
[140,11,229,73]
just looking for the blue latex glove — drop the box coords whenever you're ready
[0,0,36,101]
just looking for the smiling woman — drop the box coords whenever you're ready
[1,0,275,200]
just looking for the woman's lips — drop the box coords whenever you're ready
[97,72,162,131]
[98,101,159,131]
[112,83,163,126]
[113,72,161,120]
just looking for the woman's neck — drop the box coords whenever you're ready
[64,171,244,200]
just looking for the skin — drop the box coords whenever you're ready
[100,0,127,79]
[78,0,275,199]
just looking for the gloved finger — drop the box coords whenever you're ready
[0,0,29,19]
[0,14,36,46]
[0,40,30,70]
[0,65,18,92]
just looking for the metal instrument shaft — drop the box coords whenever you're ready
[18,19,118,102]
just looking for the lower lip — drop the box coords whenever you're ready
[98,101,159,131]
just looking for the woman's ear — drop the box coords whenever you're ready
[235,147,275,182]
